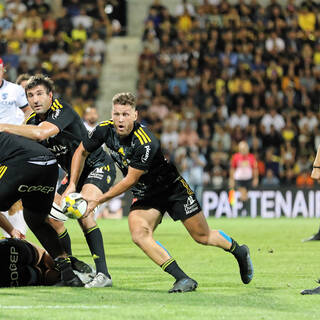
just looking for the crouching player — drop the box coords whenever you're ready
[0,132,82,286]
[65,92,254,293]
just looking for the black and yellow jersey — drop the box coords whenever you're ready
[26,97,109,173]
[0,132,55,165]
[83,121,180,198]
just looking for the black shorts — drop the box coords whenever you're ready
[0,161,58,213]
[57,162,116,195]
[130,176,202,221]
[235,179,252,189]
[0,238,41,287]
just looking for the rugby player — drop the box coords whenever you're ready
[303,155,320,241]
[0,237,92,287]
[0,132,82,286]
[0,74,116,288]
[65,92,254,293]
[0,61,32,238]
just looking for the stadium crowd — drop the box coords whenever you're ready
[0,0,113,118]
[137,0,320,191]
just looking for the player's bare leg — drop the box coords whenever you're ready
[129,209,197,293]
[182,211,254,284]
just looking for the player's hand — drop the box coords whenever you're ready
[83,197,100,218]
[61,183,76,201]
[10,228,25,239]
[311,168,320,180]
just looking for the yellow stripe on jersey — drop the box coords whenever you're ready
[0,165,8,179]
[134,131,144,145]
[26,112,36,123]
[138,127,151,143]
[99,120,114,127]
[136,129,147,144]
[51,99,64,111]
[55,99,63,108]
[134,127,152,145]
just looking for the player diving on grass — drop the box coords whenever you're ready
[63,92,254,293]
[0,74,116,288]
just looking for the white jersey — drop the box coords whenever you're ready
[0,79,28,125]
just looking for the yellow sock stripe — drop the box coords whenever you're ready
[139,127,151,142]
[58,230,68,239]
[161,258,175,271]
[134,131,144,145]
[26,112,36,123]
[229,242,236,253]
[55,99,63,108]
[85,225,98,235]
[0,166,7,179]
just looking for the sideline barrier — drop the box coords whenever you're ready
[202,188,320,218]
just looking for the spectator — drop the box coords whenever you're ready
[261,168,280,187]
[83,106,99,132]
[229,141,259,205]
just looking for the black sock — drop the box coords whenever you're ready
[58,229,72,256]
[85,226,110,278]
[225,239,242,258]
[23,209,64,258]
[161,258,189,281]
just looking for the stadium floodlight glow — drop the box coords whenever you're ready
[105,4,113,14]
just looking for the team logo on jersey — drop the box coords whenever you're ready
[9,246,19,286]
[52,109,61,119]
[2,93,8,100]
[141,145,151,163]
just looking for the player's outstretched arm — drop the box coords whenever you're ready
[0,122,59,141]
[84,166,144,217]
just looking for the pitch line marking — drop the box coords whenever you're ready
[0,305,117,309]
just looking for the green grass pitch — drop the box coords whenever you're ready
[0,217,319,320]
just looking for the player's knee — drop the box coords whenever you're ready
[191,232,209,245]
[130,226,151,247]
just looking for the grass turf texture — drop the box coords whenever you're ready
[0,217,318,320]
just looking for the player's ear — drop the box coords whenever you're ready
[134,110,138,121]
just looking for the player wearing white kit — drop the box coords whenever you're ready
[0,59,31,237]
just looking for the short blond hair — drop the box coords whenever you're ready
[112,92,136,109]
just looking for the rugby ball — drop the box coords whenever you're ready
[61,193,87,219]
